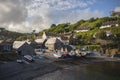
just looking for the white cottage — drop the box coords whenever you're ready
[100,21,119,29]
[75,27,90,32]
[13,41,35,55]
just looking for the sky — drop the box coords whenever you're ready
[0,0,120,33]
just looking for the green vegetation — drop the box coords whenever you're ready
[0,28,23,40]
[0,28,36,41]
[44,23,70,33]
[42,17,120,34]
[39,16,120,52]
[1,17,120,51]
[0,16,120,54]
[1,17,119,42]
[87,45,101,51]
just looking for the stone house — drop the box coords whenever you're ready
[60,33,78,45]
[0,40,13,52]
[45,38,64,51]
[13,41,35,55]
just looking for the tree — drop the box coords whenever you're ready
[76,19,85,25]
[88,18,95,22]
[96,31,106,39]
[57,23,69,28]
[101,17,110,22]
[51,24,56,28]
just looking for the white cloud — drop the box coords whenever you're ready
[0,0,104,33]
[114,7,120,12]
[55,8,104,24]
[0,0,27,33]
[27,0,96,11]
[0,0,27,23]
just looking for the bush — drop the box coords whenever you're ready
[87,45,100,51]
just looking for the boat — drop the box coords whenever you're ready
[24,55,33,62]
[16,59,23,63]
[53,52,62,58]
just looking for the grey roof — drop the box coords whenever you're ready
[46,38,62,44]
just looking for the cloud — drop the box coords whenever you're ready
[0,0,27,23]
[114,7,120,12]
[57,8,104,24]
[27,0,96,11]
[0,0,104,33]
[0,0,28,32]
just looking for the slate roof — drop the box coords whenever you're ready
[46,38,62,44]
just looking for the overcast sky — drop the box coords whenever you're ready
[0,0,120,33]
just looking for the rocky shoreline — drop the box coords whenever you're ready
[1,55,120,80]
[0,57,60,80]
[33,57,120,80]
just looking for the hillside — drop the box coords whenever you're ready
[40,17,120,41]
[41,17,120,33]
[1,17,120,43]
[39,17,120,52]
[0,28,24,40]
[0,17,120,54]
